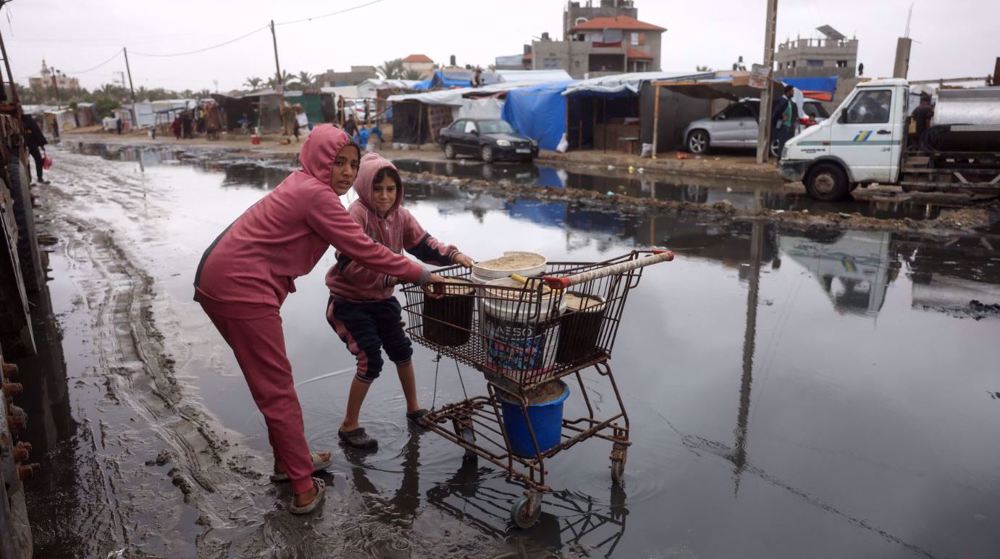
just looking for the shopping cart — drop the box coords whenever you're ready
[401,250,673,528]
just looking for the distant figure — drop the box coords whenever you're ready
[344,115,358,137]
[369,121,384,152]
[52,118,60,140]
[911,93,934,148]
[858,62,864,77]
[356,125,370,151]
[181,110,193,139]
[472,67,483,88]
[171,116,182,139]
[21,113,48,184]
[238,113,250,135]
[732,55,746,71]
[771,84,798,162]
[116,117,122,135]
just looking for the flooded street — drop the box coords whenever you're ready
[22,142,1000,558]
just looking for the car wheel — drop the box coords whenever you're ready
[687,130,709,154]
[480,145,495,163]
[770,138,782,158]
[444,143,456,159]
[805,162,850,201]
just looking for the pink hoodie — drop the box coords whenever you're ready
[194,126,429,317]
[326,153,458,302]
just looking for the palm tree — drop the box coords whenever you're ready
[377,59,404,79]
[402,69,423,81]
[296,71,314,88]
[244,77,263,90]
[266,70,295,90]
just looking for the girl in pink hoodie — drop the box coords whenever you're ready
[194,126,445,513]
[326,153,474,449]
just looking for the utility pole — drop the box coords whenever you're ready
[756,0,779,163]
[269,19,287,136]
[123,47,138,128]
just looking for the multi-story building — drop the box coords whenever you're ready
[401,54,435,79]
[529,1,665,78]
[775,25,858,79]
[27,60,80,91]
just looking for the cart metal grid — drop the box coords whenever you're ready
[401,250,673,528]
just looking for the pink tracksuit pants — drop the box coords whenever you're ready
[201,305,314,494]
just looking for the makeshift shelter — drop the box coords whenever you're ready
[501,80,575,151]
[649,73,787,154]
[562,71,711,152]
[781,76,838,102]
[74,103,97,127]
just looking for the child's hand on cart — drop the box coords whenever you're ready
[424,272,448,299]
[453,252,475,268]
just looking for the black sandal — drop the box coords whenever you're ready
[406,409,430,428]
[338,427,377,450]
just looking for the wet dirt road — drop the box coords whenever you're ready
[20,142,1000,558]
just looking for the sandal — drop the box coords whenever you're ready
[406,409,430,428]
[338,427,378,450]
[270,451,334,483]
[288,477,326,515]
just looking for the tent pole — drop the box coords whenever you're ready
[603,96,608,153]
[417,103,423,150]
[652,83,661,159]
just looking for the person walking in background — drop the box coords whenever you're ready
[193,125,446,514]
[771,85,798,162]
[21,113,48,184]
[115,116,122,135]
[911,93,935,148]
[325,153,474,450]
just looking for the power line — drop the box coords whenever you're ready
[64,48,122,74]
[275,0,387,26]
[130,25,267,58]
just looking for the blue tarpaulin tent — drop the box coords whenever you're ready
[781,76,838,101]
[501,80,574,151]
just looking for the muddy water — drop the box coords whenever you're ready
[24,143,1000,558]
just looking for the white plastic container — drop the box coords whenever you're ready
[478,277,565,372]
[471,251,546,284]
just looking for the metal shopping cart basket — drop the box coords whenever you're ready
[401,250,673,528]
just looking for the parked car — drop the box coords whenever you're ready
[683,98,829,156]
[439,118,538,163]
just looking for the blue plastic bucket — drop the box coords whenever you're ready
[497,381,570,457]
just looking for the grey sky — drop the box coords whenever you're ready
[3,0,997,93]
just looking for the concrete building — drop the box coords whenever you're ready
[27,60,80,91]
[530,1,665,78]
[401,54,435,79]
[317,66,379,87]
[775,25,858,79]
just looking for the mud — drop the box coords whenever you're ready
[19,140,1000,558]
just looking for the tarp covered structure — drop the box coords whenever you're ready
[781,76,838,102]
[501,80,575,150]
[562,71,712,151]
[496,69,572,83]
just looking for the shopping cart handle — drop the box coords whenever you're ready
[543,250,674,289]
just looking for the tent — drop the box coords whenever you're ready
[781,76,838,102]
[562,71,712,151]
[501,80,575,151]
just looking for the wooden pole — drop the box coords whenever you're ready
[652,83,661,159]
[270,20,287,136]
[756,0,779,163]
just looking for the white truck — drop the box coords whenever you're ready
[779,78,1000,201]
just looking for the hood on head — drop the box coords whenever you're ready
[299,124,357,187]
[354,152,403,215]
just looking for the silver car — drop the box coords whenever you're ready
[683,99,828,156]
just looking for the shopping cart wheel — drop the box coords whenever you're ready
[610,442,628,485]
[510,493,542,529]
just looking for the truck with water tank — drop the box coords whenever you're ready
[779,79,1000,201]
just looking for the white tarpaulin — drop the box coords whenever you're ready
[457,98,504,120]
[563,71,713,96]
[496,69,572,83]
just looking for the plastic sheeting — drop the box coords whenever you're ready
[457,98,503,120]
[501,81,574,151]
[781,76,838,102]
[563,71,712,98]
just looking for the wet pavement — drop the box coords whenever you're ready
[17,142,1000,558]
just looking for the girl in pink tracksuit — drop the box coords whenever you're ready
[193,126,444,513]
[326,153,474,449]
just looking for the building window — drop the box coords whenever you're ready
[577,33,585,41]
[836,60,848,68]
[807,59,824,67]
[631,33,639,46]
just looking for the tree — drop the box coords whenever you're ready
[296,71,314,88]
[402,69,424,81]
[266,70,295,90]
[377,59,404,79]
[244,77,263,90]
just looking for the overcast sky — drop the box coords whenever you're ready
[3,0,997,93]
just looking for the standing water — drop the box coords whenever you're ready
[21,143,1000,558]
